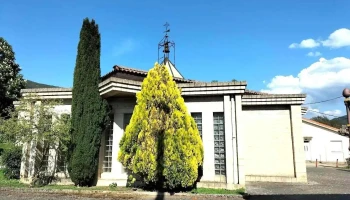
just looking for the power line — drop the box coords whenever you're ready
[303,96,343,105]
[307,109,341,118]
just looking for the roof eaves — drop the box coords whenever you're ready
[302,118,339,132]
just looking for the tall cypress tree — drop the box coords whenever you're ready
[68,18,109,186]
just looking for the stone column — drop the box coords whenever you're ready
[20,142,29,180]
[234,95,245,185]
[27,140,38,181]
[224,95,234,188]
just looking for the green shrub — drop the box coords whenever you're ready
[1,146,22,179]
[109,182,118,190]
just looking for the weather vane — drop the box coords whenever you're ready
[158,22,176,65]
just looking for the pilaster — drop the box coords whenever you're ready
[234,95,245,185]
[224,95,234,185]
[230,96,238,184]
[290,105,307,182]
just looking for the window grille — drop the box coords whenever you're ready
[103,115,114,173]
[213,112,226,176]
[191,113,202,138]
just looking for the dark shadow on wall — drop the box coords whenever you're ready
[243,194,350,200]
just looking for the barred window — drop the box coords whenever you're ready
[213,112,226,176]
[42,153,49,172]
[103,114,114,173]
[56,149,66,173]
[191,113,202,138]
[56,114,70,173]
[42,115,52,133]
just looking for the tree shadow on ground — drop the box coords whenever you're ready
[336,168,350,172]
[155,192,165,200]
[243,194,350,200]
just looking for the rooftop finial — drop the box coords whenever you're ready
[158,22,175,64]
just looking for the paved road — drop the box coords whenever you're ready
[245,166,350,200]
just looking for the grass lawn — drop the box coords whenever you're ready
[0,170,244,195]
[0,169,26,188]
[41,184,132,191]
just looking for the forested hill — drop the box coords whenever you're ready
[310,115,347,129]
[25,80,58,89]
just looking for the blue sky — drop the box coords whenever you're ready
[1,0,350,118]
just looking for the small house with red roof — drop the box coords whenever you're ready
[302,117,350,163]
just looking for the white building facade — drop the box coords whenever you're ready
[18,62,308,189]
[302,118,350,163]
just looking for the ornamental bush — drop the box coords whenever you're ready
[118,63,204,189]
[1,146,22,179]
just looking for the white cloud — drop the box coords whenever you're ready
[289,39,320,49]
[261,75,301,94]
[306,51,322,57]
[112,38,137,57]
[262,57,350,104]
[321,28,350,48]
[289,28,350,50]
[324,109,342,116]
[305,107,342,119]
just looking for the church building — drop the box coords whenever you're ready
[18,25,307,189]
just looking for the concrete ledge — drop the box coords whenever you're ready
[96,178,128,187]
[245,175,307,183]
[196,181,244,190]
[242,94,306,105]
[20,78,248,98]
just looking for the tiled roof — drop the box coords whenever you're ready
[102,65,194,83]
[101,65,269,91]
[113,65,148,75]
[302,118,339,132]
[244,90,269,95]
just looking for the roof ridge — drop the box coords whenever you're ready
[113,65,148,73]
[245,89,269,95]
[103,64,194,83]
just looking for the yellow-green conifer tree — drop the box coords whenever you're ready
[118,63,203,189]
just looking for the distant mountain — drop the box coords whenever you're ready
[331,115,347,126]
[25,80,58,89]
[311,115,348,129]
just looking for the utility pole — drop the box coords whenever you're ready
[342,88,350,151]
